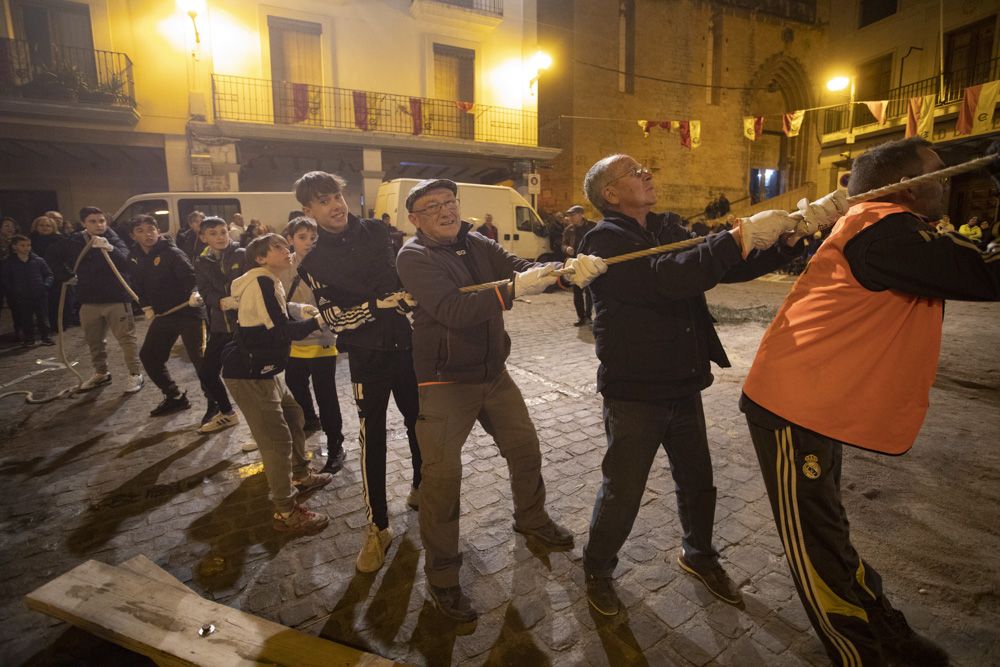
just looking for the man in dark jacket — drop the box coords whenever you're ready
[2,234,54,346]
[396,178,606,622]
[129,215,211,418]
[295,170,423,575]
[578,154,810,616]
[176,210,206,259]
[47,206,143,392]
[561,205,597,325]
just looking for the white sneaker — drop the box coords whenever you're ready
[241,440,258,452]
[79,372,112,391]
[198,411,240,434]
[356,524,393,573]
[124,374,144,394]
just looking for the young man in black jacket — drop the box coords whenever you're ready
[176,210,206,260]
[129,215,211,418]
[47,206,143,393]
[295,170,423,574]
[578,154,816,616]
[193,216,244,434]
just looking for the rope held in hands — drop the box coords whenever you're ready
[457,154,998,295]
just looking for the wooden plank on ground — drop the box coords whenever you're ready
[25,559,401,667]
[119,555,192,595]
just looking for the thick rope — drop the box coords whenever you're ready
[458,154,999,295]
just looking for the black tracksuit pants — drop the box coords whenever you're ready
[745,416,888,666]
[10,293,50,341]
[347,347,422,530]
[197,330,234,414]
[139,314,206,399]
[285,354,344,454]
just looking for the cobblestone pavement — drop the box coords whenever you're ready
[0,280,997,666]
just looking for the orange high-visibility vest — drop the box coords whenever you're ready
[743,202,943,455]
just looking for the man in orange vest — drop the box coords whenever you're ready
[742,137,1000,666]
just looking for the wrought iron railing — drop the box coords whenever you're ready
[715,0,816,24]
[0,38,135,107]
[416,0,503,17]
[823,55,1000,134]
[213,73,537,147]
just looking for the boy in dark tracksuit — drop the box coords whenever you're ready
[129,215,213,418]
[222,233,374,532]
[296,170,423,574]
[1,235,54,346]
[193,217,243,434]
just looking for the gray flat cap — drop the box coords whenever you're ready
[405,179,458,212]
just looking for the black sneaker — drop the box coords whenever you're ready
[586,574,621,616]
[677,553,743,605]
[573,318,588,327]
[150,391,191,417]
[869,597,949,666]
[303,417,322,433]
[40,338,56,346]
[513,519,574,548]
[428,584,478,623]
[320,447,345,475]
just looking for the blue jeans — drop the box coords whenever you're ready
[584,393,719,577]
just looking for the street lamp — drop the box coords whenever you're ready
[528,51,552,93]
[827,75,856,144]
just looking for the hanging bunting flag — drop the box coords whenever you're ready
[864,100,888,125]
[689,120,701,149]
[956,81,1000,136]
[905,95,935,140]
[637,120,674,138]
[743,116,763,141]
[455,101,476,113]
[679,121,691,149]
[409,97,423,135]
[352,90,369,131]
[782,110,805,137]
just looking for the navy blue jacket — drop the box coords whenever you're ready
[581,211,803,401]
[45,229,133,304]
[1,252,53,298]
[194,241,246,334]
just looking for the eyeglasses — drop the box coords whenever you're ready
[608,166,652,184]
[412,198,460,216]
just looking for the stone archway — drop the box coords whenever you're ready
[746,54,815,192]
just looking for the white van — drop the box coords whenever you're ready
[111,192,301,236]
[374,179,550,260]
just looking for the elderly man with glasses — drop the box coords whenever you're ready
[396,178,607,622]
[578,153,815,616]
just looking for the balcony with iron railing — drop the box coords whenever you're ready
[212,73,538,147]
[0,38,137,122]
[823,55,1000,136]
[409,0,503,28]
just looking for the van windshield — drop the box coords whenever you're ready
[515,206,546,236]
[113,199,169,234]
[179,199,241,230]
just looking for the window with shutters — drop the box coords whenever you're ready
[268,16,322,125]
[433,43,475,140]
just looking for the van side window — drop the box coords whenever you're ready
[516,206,546,236]
[114,199,170,233]
[178,199,241,228]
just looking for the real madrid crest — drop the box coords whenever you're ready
[802,454,821,479]
[153,256,161,266]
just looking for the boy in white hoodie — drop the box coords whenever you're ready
[222,233,374,532]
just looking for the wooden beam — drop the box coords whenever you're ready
[25,559,400,667]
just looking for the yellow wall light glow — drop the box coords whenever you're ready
[490,59,528,108]
[529,51,552,73]
[826,76,850,92]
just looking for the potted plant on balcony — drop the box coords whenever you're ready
[20,61,84,101]
[79,72,127,105]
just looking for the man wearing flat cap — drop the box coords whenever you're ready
[396,178,608,622]
[561,205,597,325]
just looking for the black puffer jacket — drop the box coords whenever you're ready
[396,222,535,384]
[46,229,133,304]
[1,252,53,298]
[581,211,803,401]
[297,214,411,352]
[195,242,246,333]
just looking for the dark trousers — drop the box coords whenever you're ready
[573,285,592,321]
[347,347,422,530]
[285,354,344,453]
[197,331,234,414]
[584,393,719,577]
[746,416,886,666]
[10,293,50,341]
[139,314,205,399]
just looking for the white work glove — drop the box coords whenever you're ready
[735,210,799,257]
[220,296,239,311]
[793,190,849,234]
[513,263,559,297]
[65,274,79,286]
[561,254,608,288]
[188,291,204,307]
[287,302,317,320]
[89,235,112,251]
[375,291,409,310]
[142,307,154,321]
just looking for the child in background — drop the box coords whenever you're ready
[193,216,243,434]
[282,217,346,475]
[1,234,54,346]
